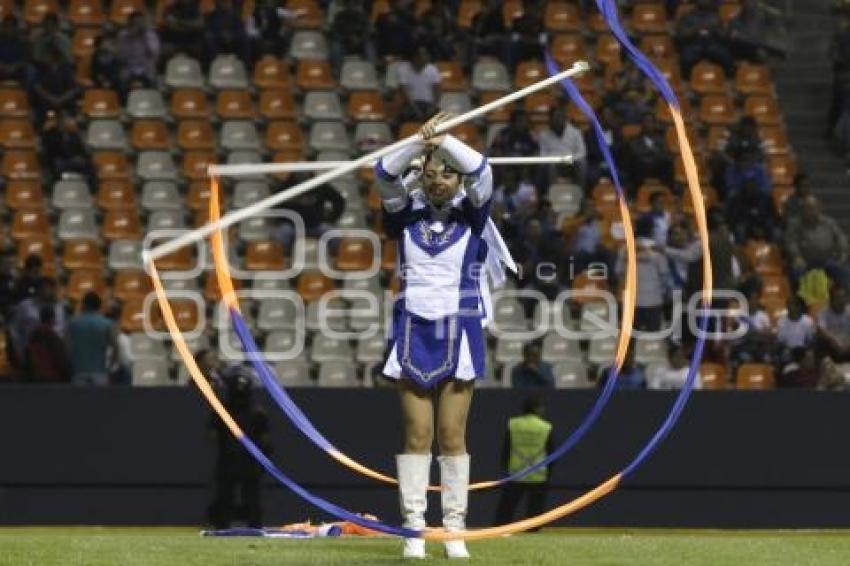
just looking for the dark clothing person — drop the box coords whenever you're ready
[91,38,122,92]
[31,51,80,126]
[490,121,540,158]
[25,325,72,383]
[329,3,371,68]
[625,123,674,191]
[510,9,547,67]
[675,2,733,78]
[0,16,33,87]
[374,6,417,61]
[67,306,116,386]
[726,181,778,243]
[41,117,93,182]
[205,2,248,60]
[160,0,205,62]
[469,3,510,64]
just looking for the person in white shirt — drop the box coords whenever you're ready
[396,46,441,123]
[776,295,815,363]
[648,343,702,390]
[536,105,587,186]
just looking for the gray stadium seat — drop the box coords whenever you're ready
[332,182,364,210]
[438,92,473,115]
[317,360,359,387]
[486,123,506,148]
[384,60,405,91]
[273,360,315,387]
[317,151,358,184]
[136,151,178,182]
[340,60,380,91]
[52,179,91,210]
[472,60,511,92]
[129,333,167,361]
[296,237,321,268]
[108,240,143,270]
[309,121,351,153]
[645,362,672,390]
[86,120,127,151]
[496,338,525,363]
[171,334,209,362]
[305,298,348,333]
[356,335,387,364]
[148,210,186,231]
[542,332,582,362]
[348,295,383,333]
[58,209,98,240]
[252,277,291,292]
[233,181,271,208]
[257,298,298,331]
[132,359,174,386]
[289,31,329,60]
[225,151,265,180]
[533,301,574,331]
[237,216,272,241]
[221,121,262,152]
[553,361,592,388]
[164,55,205,90]
[311,334,354,362]
[580,302,616,334]
[209,54,249,90]
[264,330,299,357]
[549,182,583,216]
[492,296,528,332]
[588,336,618,366]
[126,89,168,119]
[141,181,182,211]
[635,338,668,365]
[354,122,393,153]
[303,91,344,122]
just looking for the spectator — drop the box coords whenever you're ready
[13,255,44,304]
[24,305,72,383]
[197,349,225,389]
[115,12,161,94]
[817,286,850,362]
[776,295,816,363]
[567,200,614,277]
[624,114,674,192]
[617,216,671,332]
[785,197,850,290]
[9,278,65,369]
[606,61,655,125]
[160,0,205,64]
[273,181,345,252]
[511,342,555,388]
[490,110,540,157]
[602,345,646,390]
[374,0,417,62]
[729,292,774,367]
[782,173,813,223]
[416,6,459,61]
[643,191,672,247]
[722,146,771,199]
[31,12,72,67]
[725,178,778,243]
[536,104,587,187]
[0,15,33,87]
[778,347,821,388]
[0,254,16,320]
[247,0,298,57]
[91,34,122,93]
[727,0,786,62]
[67,292,118,386]
[647,344,701,390]
[107,305,132,386]
[664,222,699,294]
[31,45,80,126]
[509,0,547,68]
[585,106,626,187]
[514,219,566,301]
[722,116,763,161]
[674,0,733,78]
[469,0,511,65]
[205,0,249,61]
[329,0,372,71]
[395,47,441,124]
[41,111,93,183]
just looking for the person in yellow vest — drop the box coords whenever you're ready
[494,396,554,529]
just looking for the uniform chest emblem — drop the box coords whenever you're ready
[409,220,467,256]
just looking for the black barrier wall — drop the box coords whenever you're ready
[1,387,849,527]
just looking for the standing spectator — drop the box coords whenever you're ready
[674,0,733,78]
[727,0,785,62]
[536,104,587,187]
[616,216,671,332]
[624,114,674,193]
[160,0,205,64]
[785,197,850,290]
[9,278,65,369]
[643,191,672,247]
[395,47,442,124]
[494,397,553,528]
[509,0,547,68]
[416,6,459,61]
[329,0,372,71]
[511,342,555,388]
[782,173,813,223]
[374,0,417,62]
[31,13,72,67]
[776,295,816,363]
[514,219,565,301]
[0,15,33,87]
[468,0,510,65]
[205,0,249,61]
[24,305,72,383]
[725,178,778,243]
[91,34,122,93]
[13,255,44,305]
[31,45,80,126]
[41,111,93,183]
[585,106,625,187]
[490,110,540,157]
[722,146,771,199]
[115,12,161,94]
[247,0,298,57]
[664,223,700,294]
[606,61,656,125]
[817,286,850,363]
[67,292,118,386]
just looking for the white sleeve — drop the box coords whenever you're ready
[434,135,492,207]
[375,141,426,213]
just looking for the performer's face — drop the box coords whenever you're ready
[422,160,460,206]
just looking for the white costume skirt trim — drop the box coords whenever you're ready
[383,330,479,382]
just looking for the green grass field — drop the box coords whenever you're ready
[2,528,850,566]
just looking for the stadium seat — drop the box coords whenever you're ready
[254,55,292,90]
[5,181,45,211]
[699,94,737,126]
[132,359,173,386]
[129,333,167,361]
[457,0,482,27]
[216,89,255,120]
[289,0,325,29]
[136,151,179,182]
[272,360,315,387]
[514,61,547,90]
[496,338,525,363]
[226,151,264,179]
[760,274,792,304]
[541,332,581,362]
[588,336,618,366]
[491,295,527,332]
[177,120,216,152]
[244,241,286,271]
[1,150,38,180]
[356,335,387,364]
[547,182,583,216]
[58,209,98,240]
[479,91,512,123]
[309,121,351,153]
[185,181,211,213]
[289,30,329,61]
[550,33,587,67]
[544,1,581,32]
[209,55,250,91]
[759,126,790,155]
[203,273,242,302]
[296,60,336,90]
[303,91,344,122]
[305,296,348,333]
[524,92,554,122]
[126,89,168,120]
[23,0,57,25]
[82,89,120,119]
[735,63,772,96]
[130,120,170,151]
[772,184,794,214]
[296,269,335,302]
[97,180,136,211]
[141,181,182,212]
[258,298,299,331]
[62,239,103,271]
[472,60,511,92]
[86,120,127,151]
[69,0,105,26]
[266,121,305,152]
[340,60,380,91]
[238,216,272,242]
[592,178,619,213]
[736,363,775,390]
[450,123,482,150]
[690,61,727,95]
[347,91,386,122]
[635,338,667,365]
[102,210,143,241]
[220,120,262,152]
[436,61,468,91]
[335,237,375,272]
[110,0,144,25]
[264,330,298,359]
[232,181,270,209]
[259,89,297,121]
[52,179,92,210]
[0,89,28,121]
[170,89,209,120]
[767,155,796,185]
[164,55,205,90]
[354,122,393,153]
[317,360,359,387]
[0,119,35,149]
[72,28,100,59]
[108,240,143,271]
[682,185,719,216]
[640,35,675,59]
[698,362,728,389]
[744,95,781,126]
[67,269,107,302]
[631,3,667,34]
[572,270,610,304]
[553,361,592,389]
[115,270,153,302]
[17,235,54,269]
[439,92,473,115]
[93,151,131,180]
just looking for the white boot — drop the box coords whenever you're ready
[439,454,471,559]
[397,453,431,559]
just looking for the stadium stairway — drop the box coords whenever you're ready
[770,0,850,233]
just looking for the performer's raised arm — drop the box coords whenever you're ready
[374,140,425,213]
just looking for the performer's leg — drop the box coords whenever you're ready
[436,380,474,559]
[396,380,434,559]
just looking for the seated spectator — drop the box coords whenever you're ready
[723,116,763,161]
[643,191,672,247]
[606,61,656,125]
[247,0,298,57]
[0,15,33,87]
[782,173,813,223]
[729,292,774,367]
[0,254,16,320]
[511,342,555,388]
[469,0,510,65]
[785,196,850,290]
[67,292,118,386]
[722,146,771,199]
[624,114,674,192]
[778,347,821,388]
[585,106,626,187]
[816,286,850,362]
[115,12,160,95]
[374,0,417,62]
[273,181,345,252]
[42,111,93,183]
[9,278,65,369]
[31,12,72,68]
[617,216,671,332]
[776,295,816,363]
[329,0,372,71]
[726,178,778,243]
[416,6,458,61]
[514,219,566,301]
[91,34,122,93]
[490,110,540,158]
[395,47,441,124]
[727,0,785,62]
[674,0,733,78]
[205,0,249,61]
[24,305,72,383]
[160,0,205,64]
[13,254,44,304]
[31,45,80,126]
[567,200,614,277]
[601,346,646,390]
[509,0,547,68]
[648,344,701,390]
[536,105,587,187]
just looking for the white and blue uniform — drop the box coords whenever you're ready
[376,136,514,389]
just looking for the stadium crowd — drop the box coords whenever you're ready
[0,0,847,391]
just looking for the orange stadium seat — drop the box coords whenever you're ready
[155,247,195,272]
[594,34,622,69]
[245,241,286,271]
[502,0,523,26]
[217,90,256,120]
[296,60,336,90]
[399,122,422,139]
[768,155,796,185]
[336,237,375,272]
[514,61,546,90]
[288,0,324,29]
[102,210,143,241]
[0,0,13,19]
[736,363,775,390]
[2,151,40,180]
[183,151,218,181]
[0,89,30,118]
[550,34,587,67]
[12,209,49,241]
[690,61,727,95]
[62,239,103,271]
[381,239,398,272]
[114,270,152,301]
[5,181,44,211]
[177,120,216,151]
[772,184,794,214]
[592,178,619,213]
[24,0,58,25]
[297,269,335,302]
[758,126,790,155]
[631,3,667,34]
[110,0,145,25]
[744,95,781,126]
[120,297,148,333]
[479,91,512,123]
[744,240,783,276]
[665,124,701,154]
[452,123,482,150]
[187,181,212,212]
[271,150,302,182]
[348,91,387,121]
[699,362,729,389]
[457,0,482,28]
[706,126,729,152]
[370,0,389,21]
[524,91,554,123]
[699,94,737,126]
[259,89,297,121]
[131,120,170,151]
[545,1,580,32]
[97,180,137,211]
[17,235,54,267]
[435,61,467,91]
[69,0,105,26]
[203,274,242,302]
[72,28,100,59]
[719,2,741,24]
[760,274,792,304]
[266,121,305,152]
[93,151,131,180]
[67,270,108,302]
[170,89,209,120]
[639,35,675,59]
[571,270,609,304]
[568,92,599,127]
[0,119,36,149]
[735,63,772,96]
[587,8,608,34]
[163,299,201,332]
[82,89,121,119]
[254,55,292,90]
